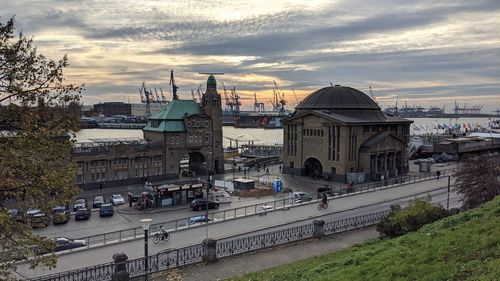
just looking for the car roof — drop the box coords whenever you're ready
[95,196,104,199]
[75,198,86,202]
[112,194,122,197]
[100,203,112,207]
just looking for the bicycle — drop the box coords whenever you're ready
[317,201,328,210]
[152,232,170,244]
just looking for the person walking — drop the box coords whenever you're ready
[436,170,441,179]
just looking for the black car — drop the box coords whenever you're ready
[51,237,86,252]
[75,208,91,221]
[316,185,342,199]
[93,196,105,208]
[190,199,220,211]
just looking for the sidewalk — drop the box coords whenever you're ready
[151,226,379,281]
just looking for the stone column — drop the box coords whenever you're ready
[313,220,325,239]
[202,238,218,264]
[112,252,129,281]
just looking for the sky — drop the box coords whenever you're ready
[2,0,500,113]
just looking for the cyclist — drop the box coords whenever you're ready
[321,193,328,207]
[159,225,168,240]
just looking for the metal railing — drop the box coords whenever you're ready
[65,169,455,249]
[29,210,391,281]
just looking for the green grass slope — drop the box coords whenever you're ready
[227,197,500,281]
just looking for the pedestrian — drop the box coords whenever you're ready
[266,168,270,175]
[436,170,441,179]
[279,165,282,172]
[99,183,103,191]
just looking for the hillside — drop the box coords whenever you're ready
[227,197,500,281]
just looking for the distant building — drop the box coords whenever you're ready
[73,75,224,189]
[283,85,413,183]
[94,102,131,116]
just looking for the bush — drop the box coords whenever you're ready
[377,197,449,237]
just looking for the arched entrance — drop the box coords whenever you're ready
[303,157,323,179]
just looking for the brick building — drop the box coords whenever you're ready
[283,85,412,183]
[73,75,224,190]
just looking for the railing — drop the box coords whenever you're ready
[61,169,455,249]
[29,210,391,281]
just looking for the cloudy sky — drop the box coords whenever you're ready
[2,0,500,113]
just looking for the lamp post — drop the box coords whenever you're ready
[447,176,451,211]
[140,218,152,280]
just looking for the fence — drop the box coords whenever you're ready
[28,209,390,281]
[63,169,455,250]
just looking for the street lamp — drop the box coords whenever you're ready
[140,218,152,280]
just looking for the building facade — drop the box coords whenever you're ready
[283,85,412,183]
[72,75,224,190]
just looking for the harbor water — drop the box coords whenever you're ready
[74,117,496,147]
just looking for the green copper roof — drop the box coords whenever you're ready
[143,99,202,132]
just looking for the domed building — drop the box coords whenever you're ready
[283,85,412,183]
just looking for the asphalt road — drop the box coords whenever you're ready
[16,177,460,279]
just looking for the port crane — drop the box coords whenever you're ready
[254,93,265,112]
[271,80,287,114]
[292,88,301,107]
[169,69,179,100]
[369,86,379,105]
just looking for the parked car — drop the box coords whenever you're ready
[75,208,91,221]
[52,206,71,224]
[99,203,114,217]
[73,198,88,211]
[293,192,313,203]
[110,194,125,205]
[7,208,22,222]
[188,215,212,226]
[93,196,105,208]
[26,208,48,228]
[51,237,86,252]
[190,199,220,211]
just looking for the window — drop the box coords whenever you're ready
[205,120,209,127]
[290,162,294,168]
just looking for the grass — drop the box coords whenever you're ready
[226,196,500,281]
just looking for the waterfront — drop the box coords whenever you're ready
[74,117,496,146]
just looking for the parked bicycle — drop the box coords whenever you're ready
[317,201,328,210]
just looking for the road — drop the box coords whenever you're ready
[32,163,455,240]
[16,177,461,279]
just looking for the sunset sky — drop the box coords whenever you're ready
[2,0,500,113]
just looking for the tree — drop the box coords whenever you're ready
[454,155,500,209]
[0,17,83,279]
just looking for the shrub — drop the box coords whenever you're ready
[377,197,449,237]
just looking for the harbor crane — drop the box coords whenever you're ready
[369,86,378,105]
[272,80,287,113]
[292,88,300,106]
[169,69,179,100]
[254,93,265,112]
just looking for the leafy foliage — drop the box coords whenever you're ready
[376,197,449,237]
[454,155,500,209]
[0,17,83,278]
